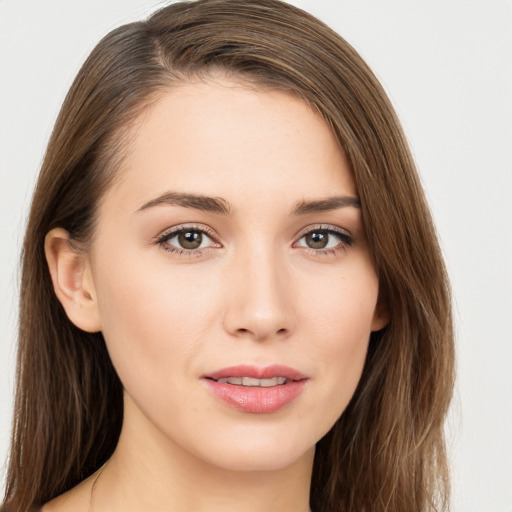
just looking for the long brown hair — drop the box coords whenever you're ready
[3,1,454,511]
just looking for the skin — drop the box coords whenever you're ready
[44,78,388,512]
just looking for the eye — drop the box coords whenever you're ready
[294,227,353,252]
[157,226,219,253]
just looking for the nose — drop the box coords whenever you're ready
[222,244,295,342]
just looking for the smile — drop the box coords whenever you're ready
[203,365,308,413]
[215,376,287,387]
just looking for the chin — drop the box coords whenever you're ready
[185,423,318,473]
[206,444,314,473]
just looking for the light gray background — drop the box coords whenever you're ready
[1,1,511,510]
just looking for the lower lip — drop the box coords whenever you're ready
[203,379,307,413]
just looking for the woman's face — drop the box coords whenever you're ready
[86,79,387,471]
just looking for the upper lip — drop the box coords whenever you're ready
[204,364,307,381]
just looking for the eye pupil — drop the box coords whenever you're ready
[178,230,202,249]
[306,231,328,249]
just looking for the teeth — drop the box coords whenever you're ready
[216,376,287,387]
[218,377,242,385]
[259,377,286,387]
[242,377,260,386]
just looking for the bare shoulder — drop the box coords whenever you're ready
[41,475,94,512]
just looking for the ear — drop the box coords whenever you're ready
[370,295,389,332]
[44,228,102,333]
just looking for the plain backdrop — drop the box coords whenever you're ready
[1,1,511,510]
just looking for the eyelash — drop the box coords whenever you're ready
[155,224,353,257]
[293,225,353,256]
[155,224,219,257]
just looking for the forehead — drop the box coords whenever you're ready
[102,78,356,213]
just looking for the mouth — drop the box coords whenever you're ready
[213,376,288,387]
[202,365,308,414]
[204,364,307,382]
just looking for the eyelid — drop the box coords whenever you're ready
[292,224,354,252]
[155,223,222,252]
[294,224,352,241]
[156,223,218,241]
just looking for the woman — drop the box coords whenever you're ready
[2,1,454,511]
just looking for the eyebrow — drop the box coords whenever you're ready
[291,195,361,215]
[137,191,361,215]
[138,192,232,215]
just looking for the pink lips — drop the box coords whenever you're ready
[203,365,308,414]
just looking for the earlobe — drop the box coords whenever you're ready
[371,300,389,332]
[44,228,102,333]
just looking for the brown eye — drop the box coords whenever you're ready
[304,230,329,249]
[178,230,203,249]
[159,227,217,252]
[295,227,353,253]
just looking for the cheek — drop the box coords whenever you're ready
[303,257,379,345]
[301,261,378,420]
[92,255,222,393]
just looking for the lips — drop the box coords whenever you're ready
[205,364,307,381]
[202,365,308,414]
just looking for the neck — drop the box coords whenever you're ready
[93,394,314,512]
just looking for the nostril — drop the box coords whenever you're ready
[234,327,288,338]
